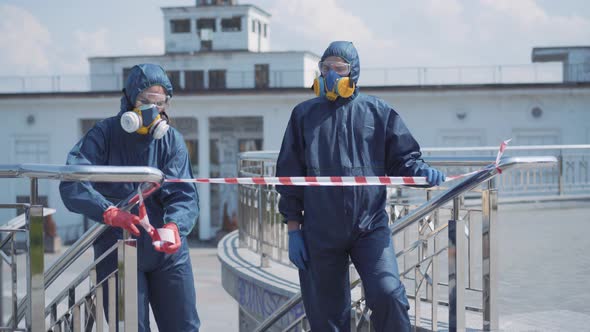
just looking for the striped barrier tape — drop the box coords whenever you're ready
[164,139,511,187]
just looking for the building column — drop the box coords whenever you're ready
[198,116,211,240]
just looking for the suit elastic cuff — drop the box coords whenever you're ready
[282,214,304,224]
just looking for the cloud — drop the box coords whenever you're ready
[479,0,590,46]
[262,0,589,85]
[75,28,110,56]
[271,0,380,46]
[0,5,116,76]
[0,4,52,75]
[268,0,398,75]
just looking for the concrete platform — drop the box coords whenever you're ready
[217,232,302,331]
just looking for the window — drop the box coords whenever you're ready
[201,40,212,51]
[170,19,191,33]
[252,19,256,32]
[185,139,199,175]
[221,17,241,32]
[185,70,205,91]
[198,0,234,5]
[209,70,226,89]
[167,70,181,91]
[512,129,561,145]
[197,18,216,33]
[14,137,49,163]
[263,24,267,37]
[255,64,269,89]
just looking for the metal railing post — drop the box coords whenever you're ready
[237,158,246,248]
[11,233,17,329]
[448,197,465,332]
[258,187,269,268]
[482,179,499,330]
[117,239,138,331]
[0,235,3,327]
[558,151,564,195]
[28,177,45,331]
[90,267,105,332]
[108,276,116,332]
[427,190,438,331]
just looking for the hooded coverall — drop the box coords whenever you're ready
[60,64,200,331]
[276,41,432,331]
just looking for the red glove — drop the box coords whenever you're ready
[154,222,181,254]
[103,207,141,237]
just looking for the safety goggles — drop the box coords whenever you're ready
[136,92,171,110]
[319,60,351,76]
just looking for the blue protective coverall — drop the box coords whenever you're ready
[59,64,200,331]
[276,41,432,331]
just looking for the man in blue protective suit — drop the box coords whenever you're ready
[59,64,200,331]
[276,41,445,331]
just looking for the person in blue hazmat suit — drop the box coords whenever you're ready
[276,41,445,331]
[59,64,200,331]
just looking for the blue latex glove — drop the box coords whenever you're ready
[288,229,309,270]
[423,168,446,186]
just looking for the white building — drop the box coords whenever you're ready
[1,81,589,241]
[0,1,589,242]
[89,0,319,92]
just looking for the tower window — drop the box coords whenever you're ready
[197,18,216,33]
[209,70,227,89]
[185,70,205,91]
[171,19,191,33]
[221,16,242,32]
[201,40,212,51]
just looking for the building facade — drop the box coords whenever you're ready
[1,83,589,241]
[1,0,589,241]
[88,0,319,92]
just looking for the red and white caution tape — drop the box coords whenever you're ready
[494,138,511,173]
[168,176,430,186]
[137,187,175,246]
[164,139,511,187]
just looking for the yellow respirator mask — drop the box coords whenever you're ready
[313,70,355,101]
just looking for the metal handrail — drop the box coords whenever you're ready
[253,156,557,332]
[238,145,590,160]
[44,241,119,317]
[1,163,164,330]
[390,156,556,235]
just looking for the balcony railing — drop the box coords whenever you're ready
[0,62,579,94]
[235,152,558,331]
[0,164,164,331]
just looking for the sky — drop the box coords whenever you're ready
[0,0,589,76]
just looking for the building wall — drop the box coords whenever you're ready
[246,8,270,53]
[364,86,590,147]
[162,6,270,54]
[1,84,588,240]
[89,52,319,91]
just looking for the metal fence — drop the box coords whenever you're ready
[236,151,563,331]
[422,145,590,198]
[0,164,164,331]
[0,62,577,94]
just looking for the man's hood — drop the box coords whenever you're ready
[120,63,173,114]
